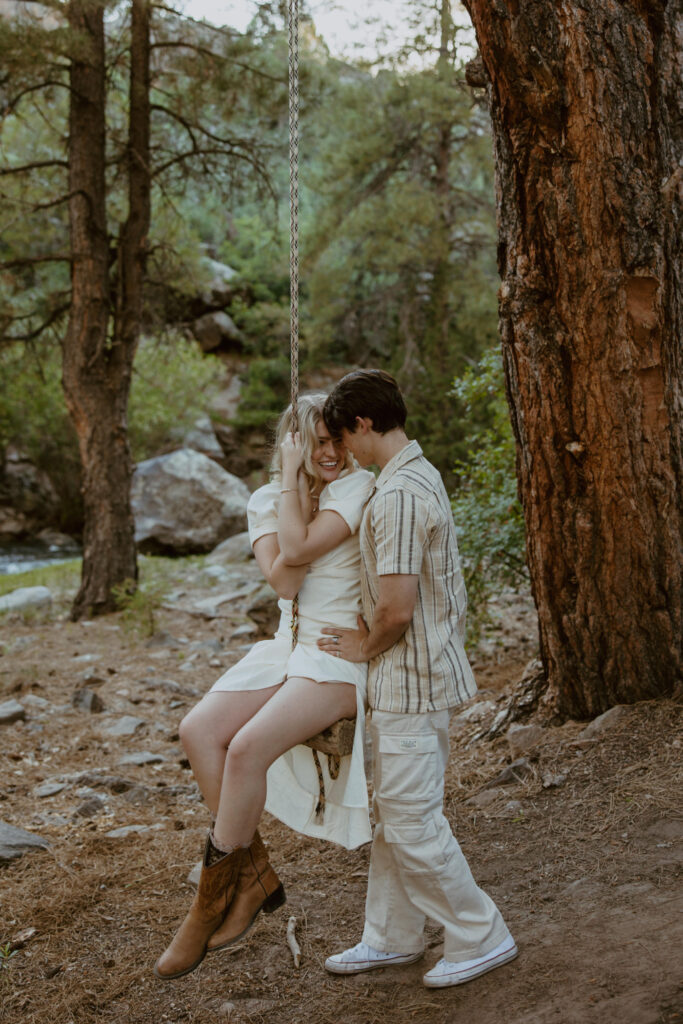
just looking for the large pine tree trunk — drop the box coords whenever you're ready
[63,0,138,618]
[463,0,682,717]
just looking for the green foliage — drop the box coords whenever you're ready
[230,357,291,431]
[0,942,18,994]
[450,350,528,639]
[112,577,167,640]
[128,334,221,460]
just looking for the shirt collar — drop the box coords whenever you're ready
[375,439,423,490]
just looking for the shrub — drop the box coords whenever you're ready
[450,349,528,640]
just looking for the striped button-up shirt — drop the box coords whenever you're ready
[360,440,477,713]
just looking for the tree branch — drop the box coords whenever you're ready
[0,255,70,270]
[150,38,285,84]
[0,159,68,177]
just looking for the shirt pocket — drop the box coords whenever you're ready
[376,734,438,801]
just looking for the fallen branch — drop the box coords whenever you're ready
[287,916,301,968]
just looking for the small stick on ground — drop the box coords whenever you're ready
[287,916,301,968]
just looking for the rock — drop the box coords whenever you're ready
[102,715,146,737]
[193,311,243,353]
[22,694,50,710]
[542,771,567,789]
[503,800,524,815]
[76,773,136,794]
[199,256,238,307]
[176,585,261,620]
[35,781,67,798]
[144,631,187,650]
[35,528,80,552]
[201,564,233,584]
[484,758,534,789]
[117,751,165,766]
[206,531,254,565]
[578,705,628,740]
[210,376,242,421]
[121,785,154,806]
[104,823,165,838]
[0,448,60,540]
[0,699,26,725]
[142,677,199,698]
[131,448,250,555]
[467,788,505,808]
[171,414,224,458]
[0,820,49,863]
[230,621,258,639]
[456,700,497,723]
[9,926,37,950]
[73,796,105,818]
[0,586,52,615]
[79,668,106,686]
[245,582,280,633]
[72,653,101,663]
[187,859,203,887]
[213,421,270,479]
[506,722,545,756]
[72,688,105,713]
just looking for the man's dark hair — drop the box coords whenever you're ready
[324,369,407,436]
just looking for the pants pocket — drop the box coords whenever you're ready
[376,734,438,802]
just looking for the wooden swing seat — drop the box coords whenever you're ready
[303,717,356,757]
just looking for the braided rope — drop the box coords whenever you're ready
[288,0,299,435]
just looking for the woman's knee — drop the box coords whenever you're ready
[225,726,268,777]
[179,699,228,755]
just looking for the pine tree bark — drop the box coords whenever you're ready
[63,0,151,619]
[463,0,682,717]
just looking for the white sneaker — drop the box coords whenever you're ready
[325,940,424,975]
[423,934,518,988]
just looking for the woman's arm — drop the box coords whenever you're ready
[253,534,308,600]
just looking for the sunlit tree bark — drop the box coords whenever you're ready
[463,0,682,717]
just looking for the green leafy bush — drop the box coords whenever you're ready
[450,349,528,639]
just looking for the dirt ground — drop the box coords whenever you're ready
[0,586,681,1024]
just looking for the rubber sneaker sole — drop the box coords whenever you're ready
[423,943,518,988]
[325,950,424,975]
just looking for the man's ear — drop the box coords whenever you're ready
[355,416,373,434]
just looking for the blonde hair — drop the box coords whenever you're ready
[270,393,353,493]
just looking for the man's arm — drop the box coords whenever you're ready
[317,573,418,662]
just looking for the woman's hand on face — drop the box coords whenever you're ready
[317,615,370,663]
[280,431,305,475]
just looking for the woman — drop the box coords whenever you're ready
[154,394,376,981]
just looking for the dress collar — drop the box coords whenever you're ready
[375,439,423,490]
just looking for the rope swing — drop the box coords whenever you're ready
[286,0,354,817]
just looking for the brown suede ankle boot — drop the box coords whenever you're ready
[207,831,285,952]
[154,834,244,980]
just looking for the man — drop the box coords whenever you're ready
[317,369,517,989]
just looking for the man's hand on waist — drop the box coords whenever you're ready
[318,615,369,663]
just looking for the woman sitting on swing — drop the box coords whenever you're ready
[154,393,375,980]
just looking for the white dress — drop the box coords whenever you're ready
[209,468,376,850]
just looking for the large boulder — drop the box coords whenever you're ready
[131,448,250,554]
[0,447,60,541]
[193,311,243,353]
[199,257,238,307]
[0,586,52,615]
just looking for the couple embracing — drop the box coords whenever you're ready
[154,370,517,990]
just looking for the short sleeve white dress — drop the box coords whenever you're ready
[209,467,376,850]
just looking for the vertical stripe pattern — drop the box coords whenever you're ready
[360,441,477,714]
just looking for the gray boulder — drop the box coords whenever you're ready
[199,257,238,307]
[193,311,243,353]
[171,415,224,457]
[0,699,26,725]
[0,586,52,614]
[0,821,49,863]
[131,448,250,554]
[206,531,254,565]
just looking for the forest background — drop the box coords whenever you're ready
[0,0,525,630]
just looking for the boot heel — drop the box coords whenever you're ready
[263,883,286,914]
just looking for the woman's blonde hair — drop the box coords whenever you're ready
[270,392,353,492]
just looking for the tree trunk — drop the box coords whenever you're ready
[463,0,682,717]
[63,0,138,619]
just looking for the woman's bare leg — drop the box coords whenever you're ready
[179,686,282,816]
[212,676,357,849]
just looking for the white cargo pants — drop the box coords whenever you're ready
[362,709,511,962]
